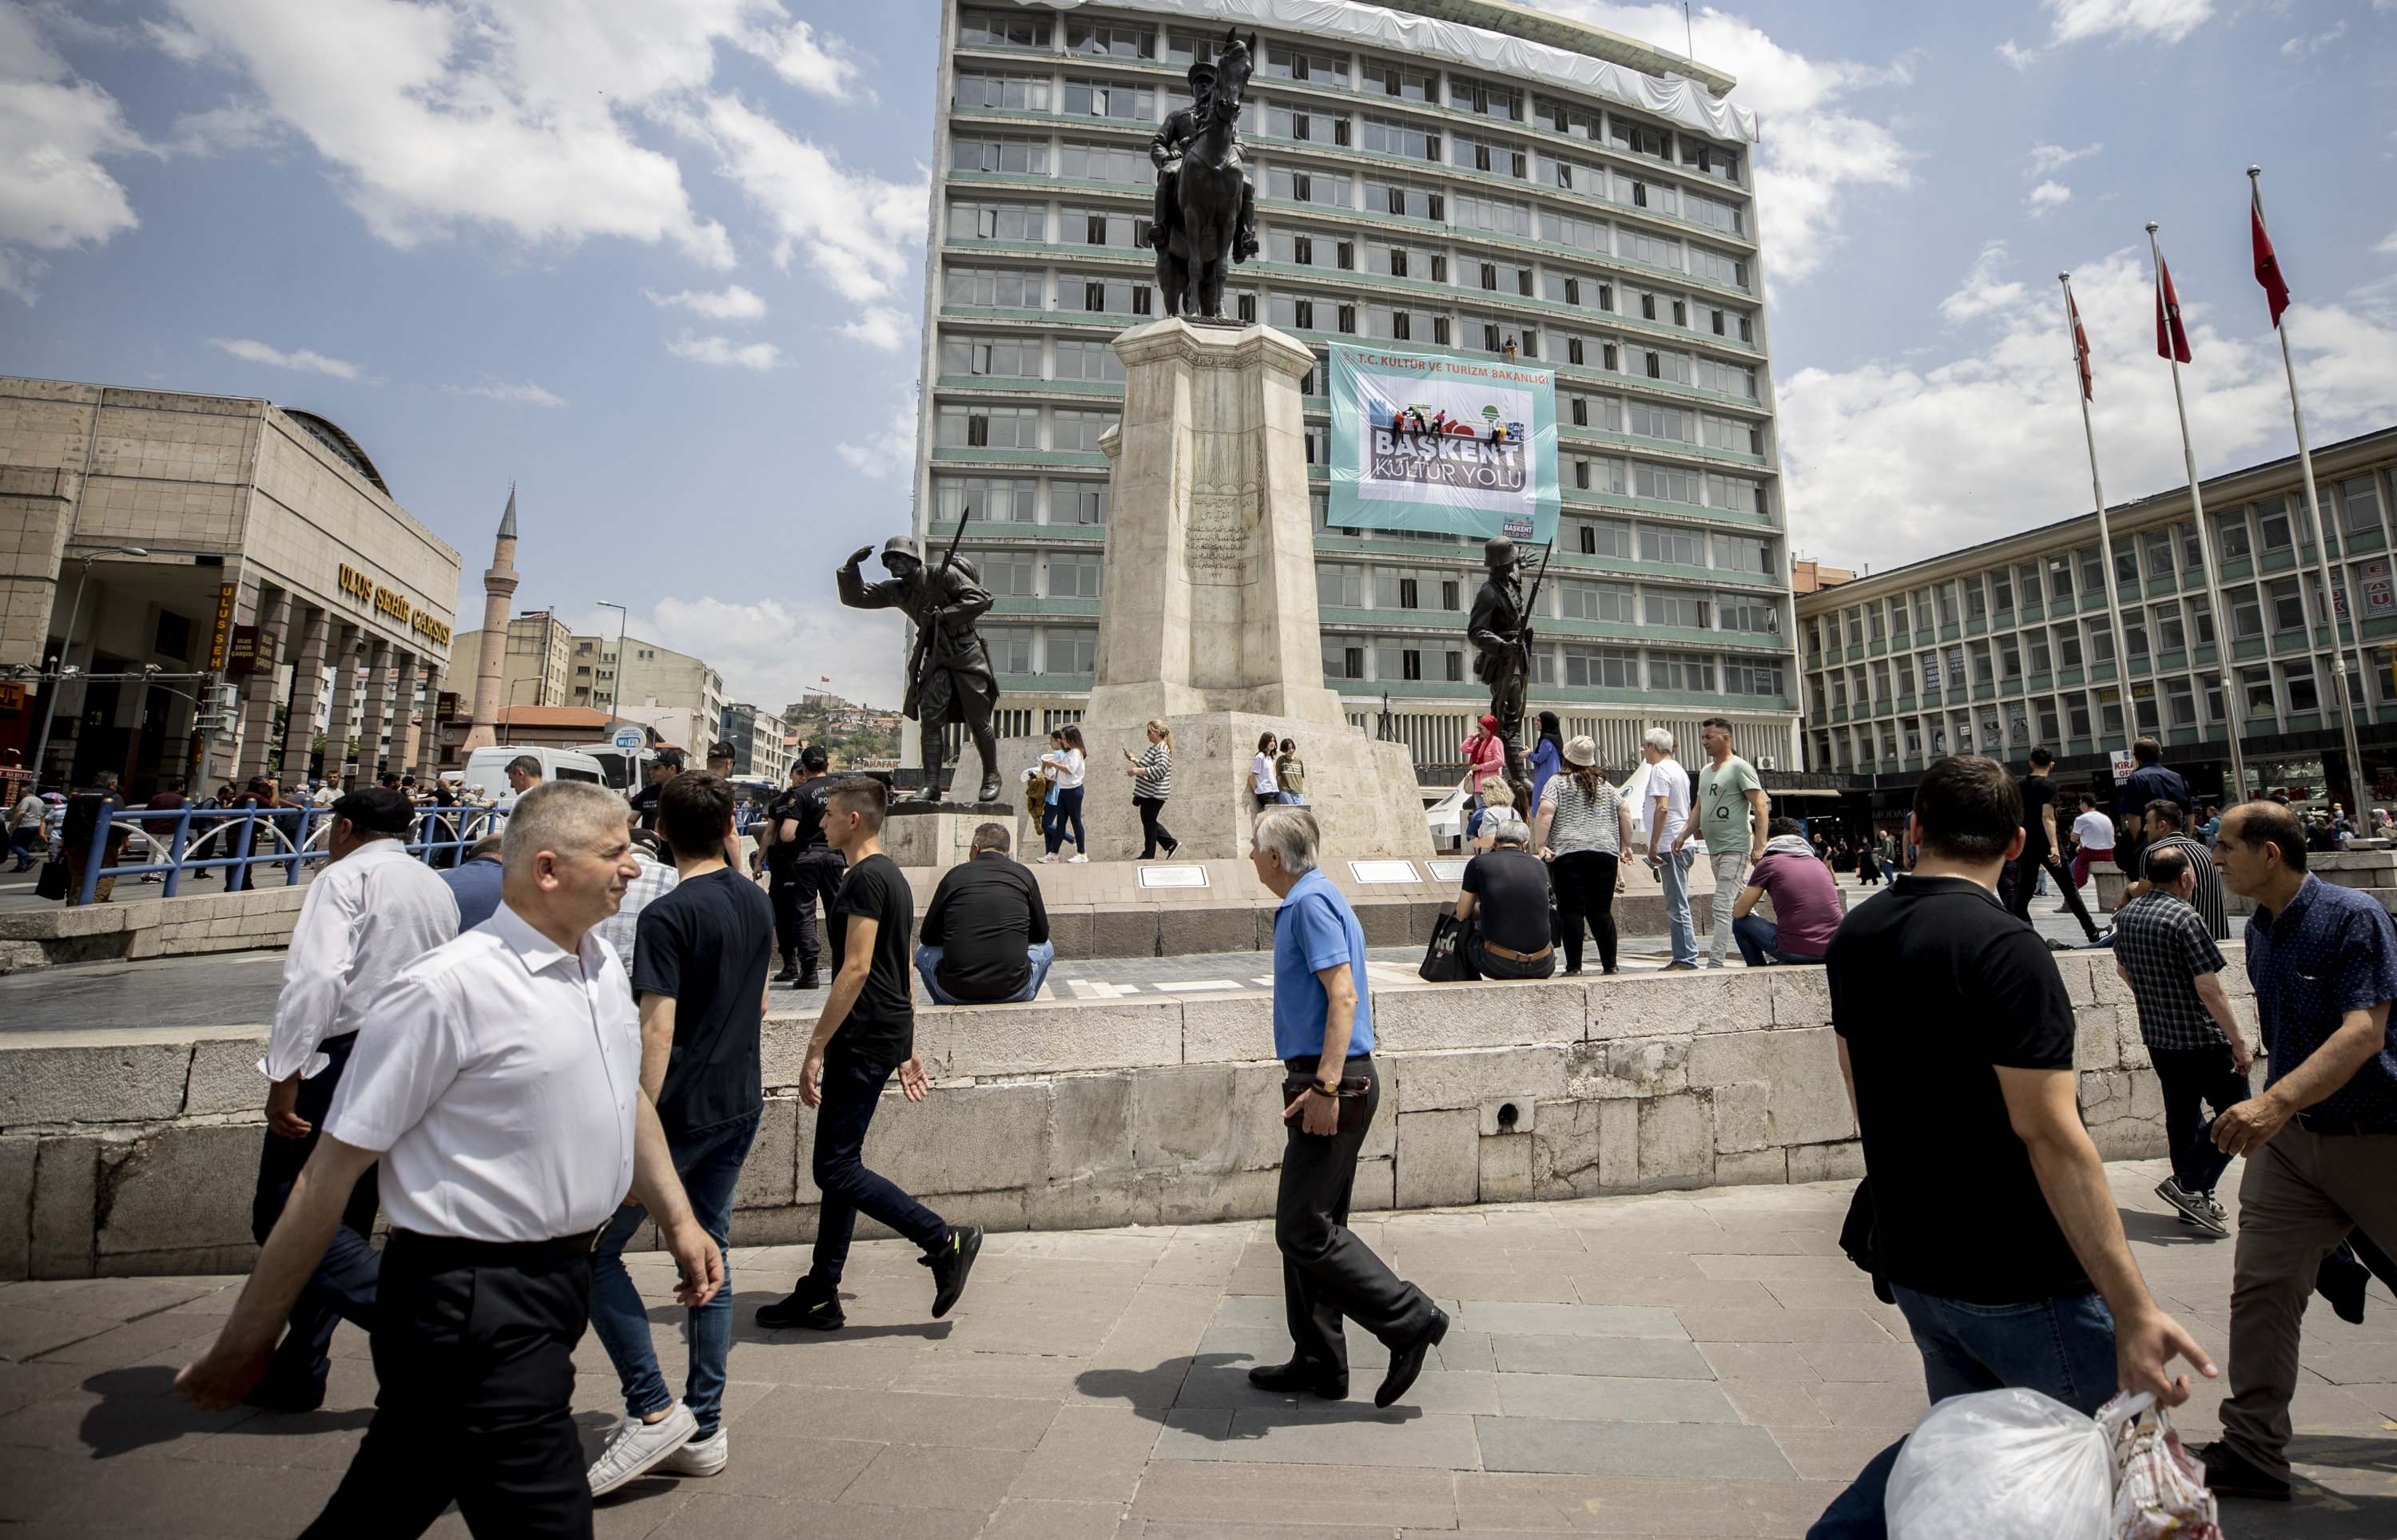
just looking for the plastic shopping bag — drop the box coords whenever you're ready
[2101,1391,2223,1539]
[1886,1387,2113,1540]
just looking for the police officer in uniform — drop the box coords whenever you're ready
[766,744,844,989]
[839,536,1004,805]
[1148,55,1258,261]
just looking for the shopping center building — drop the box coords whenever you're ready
[1793,424,2397,820]
[0,378,461,795]
[912,0,1797,772]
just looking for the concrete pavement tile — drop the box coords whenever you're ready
[1493,1375,1740,1425]
[1202,1324,1393,1371]
[0,1358,84,1416]
[1460,1304,1687,1340]
[1176,1363,1499,1415]
[14,1312,225,1371]
[886,1350,1092,1400]
[1488,1335,1715,1381]
[1670,1310,1891,1345]
[735,1385,1061,1450]
[589,1485,693,1539]
[1127,1458,1459,1527]
[1799,1381,1926,1431]
[662,1494,986,1539]
[1127,1523,1421,1538]
[718,1336,934,1390]
[984,1498,1126,1538]
[1692,1344,1820,1382]
[1155,1404,1484,1468]
[1763,1427,1900,1482]
[1560,1254,1711,1283]
[0,1278,220,1320]
[1402,1271,1584,1304]
[1475,1419,1795,1479]
[1455,1469,1825,1534]
[844,1441,1032,1510]
[1012,1403,1170,1502]
[1580,1280,1780,1312]
[1071,1358,1197,1411]
[0,1307,139,1363]
[1787,1342,1921,1383]
[1715,1379,1830,1429]
[1687,1256,1858,1284]
[622,1431,879,1501]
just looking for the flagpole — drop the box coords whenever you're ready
[2146,222,2249,804]
[2252,165,2367,817]
[2060,272,2133,756]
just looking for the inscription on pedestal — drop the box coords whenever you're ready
[1187,488,1248,585]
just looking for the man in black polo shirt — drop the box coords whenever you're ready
[915,822,1053,1004]
[1808,754,2213,1538]
[2005,746,2099,942]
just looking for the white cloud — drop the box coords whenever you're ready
[1997,38,2038,69]
[2026,180,2073,217]
[666,331,781,370]
[566,595,903,712]
[448,376,564,407]
[1540,3,1912,285]
[645,284,766,319]
[2045,0,2214,46]
[2028,142,2102,176]
[2280,22,2347,57]
[1779,246,2397,572]
[838,304,913,352]
[165,98,280,156]
[0,0,146,300]
[837,408,915,478]
[740,19,868,102]
[209,336,368,379]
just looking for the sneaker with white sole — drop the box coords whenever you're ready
[657,1427,727,1478]
[587,1402,698,1496]
[1067,853,1088,863]
[2156,1177,2227,1236]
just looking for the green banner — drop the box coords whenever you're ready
[1327,343,1560,544]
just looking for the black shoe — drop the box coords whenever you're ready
[242,1377,326,1414]
[2197,1439,2292,1501]
[774,959,800,984]
[756,1274,845,1332]
[1160,841,1179,859]
[795,969,819,991]
[923,1224,983,1319]
[1374,1307,1449,1408]
[2319,1244,2371,1325]
[1247,1360,1347,1400]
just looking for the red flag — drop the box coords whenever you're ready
[2252,195,2291,328]
[2068,288,2093,400]
[2154,254,2192,363]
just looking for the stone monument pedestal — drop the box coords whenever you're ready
[1075,320,1432,864]
[880,802,1027,869]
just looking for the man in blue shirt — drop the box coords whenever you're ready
[1250,805,1445,1410]
[2114,736,2192,823]
[438,835,504,931]
[2201,798,2397,1503]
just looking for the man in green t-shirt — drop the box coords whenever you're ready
[1673,716,1768,968]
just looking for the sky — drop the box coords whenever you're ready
[4,0,2394,714]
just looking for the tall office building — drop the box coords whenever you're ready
[912,0,1795,770]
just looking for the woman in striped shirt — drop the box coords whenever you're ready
[1123,719,1179,859]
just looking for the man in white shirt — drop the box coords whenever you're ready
[2071,792,2117,896]
[1640,728,1699,970]
[177,781,723,1538]
[248,788,459,1412]
[495,753,543,813]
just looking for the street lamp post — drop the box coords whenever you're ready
[595,600,628,746]
[30,546,149,788]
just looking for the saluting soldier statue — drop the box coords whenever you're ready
[1467,537,1534,811]
[839,536,1004,804]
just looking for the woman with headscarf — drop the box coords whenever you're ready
[1529,711,1564,813]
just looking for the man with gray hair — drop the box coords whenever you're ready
[1453,812,1556,980]
[915,820,1053,1004]
[1640,728,1698,970]
[1249,805,1447,1409]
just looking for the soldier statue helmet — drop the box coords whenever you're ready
[880,534,922,574]
[1483,536,1519,572]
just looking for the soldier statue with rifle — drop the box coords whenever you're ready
[1467,535,1550,813]
[838,526,1004,804]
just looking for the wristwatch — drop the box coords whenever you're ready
[1315,1078,1341,1096]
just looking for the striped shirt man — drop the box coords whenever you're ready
[2140,828,2226,939]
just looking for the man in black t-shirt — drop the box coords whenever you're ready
[766,746,845,990]
[629,747,686,832]
[1809,754,2214,1538]
[586,770,776,1490]
[2002,746,2099,941]
[757,777,980,1334]
[916,822,1052,1003]
[1453,815,1555,980]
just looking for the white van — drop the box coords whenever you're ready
[457,745,611,804]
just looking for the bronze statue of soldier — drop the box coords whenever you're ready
[839,536,1004,804]
[1149,29,1258,320]
[1467,536,1534,812]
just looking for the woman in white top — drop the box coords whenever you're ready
[1248,730,1279,815]
[1039,724,1089,863]
[1532,736,1635,975]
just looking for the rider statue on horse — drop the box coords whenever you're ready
[1147,29,1258,320]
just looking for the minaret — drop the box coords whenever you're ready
[461,484,519,751]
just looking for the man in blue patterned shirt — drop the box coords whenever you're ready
[2200,799,2397,1502]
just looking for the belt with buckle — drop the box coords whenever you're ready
[1481,939,1553,963]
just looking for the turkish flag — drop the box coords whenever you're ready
[2068,288,2093,399]
[2252,199,2292,328]
[2154,254,2192,363]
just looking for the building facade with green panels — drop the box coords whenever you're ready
[910,0,1799,772]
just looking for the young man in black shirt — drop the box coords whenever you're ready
[586,770,777,1494]
[916,821,1053,1003]
[630,747,686,832]
[1809,754,2214,1538]
[2005,745,2099,941]
[757,777,980,1332]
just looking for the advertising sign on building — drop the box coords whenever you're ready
[2110,748,2137,784]
[225,625,274,675]
[2359,559,2397,619]
[1327,343,1559,545]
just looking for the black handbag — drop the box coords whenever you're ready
[35,858,68,901]
[1838,1177,1895,1305]
[1419,911,1470,981]
[1279,1073,1372,1136]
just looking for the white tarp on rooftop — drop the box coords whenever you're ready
[1008,0,1759,143]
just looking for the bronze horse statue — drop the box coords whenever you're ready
[1153,29,1256,321]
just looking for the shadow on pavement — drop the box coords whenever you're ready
[1075,1353,1424,1432]
[75,1366,371,1459]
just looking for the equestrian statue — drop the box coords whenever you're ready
[1148,29,1258,320]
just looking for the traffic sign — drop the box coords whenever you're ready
[612,725,644,752]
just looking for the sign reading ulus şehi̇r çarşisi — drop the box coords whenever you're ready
[1328,343,1560,546]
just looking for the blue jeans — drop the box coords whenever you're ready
[1807,1284,2117,1539]
[916,939,1055,1005]
[810,1047,951,1285]
[1044,785,1086,855]
[589,1111,758,1439]
[1658,848,1697,966]
[1732,912,1824,967]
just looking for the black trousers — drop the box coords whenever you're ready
[304,1232,598,1539]
[1276,1054,1436,1380]
[1135,795,1175,858]
[783,850,847,970]
[1550,850,1620,974]
[2150,1043,2252,1197]
[252,1032,381,1401]
[2004,846,2099,939]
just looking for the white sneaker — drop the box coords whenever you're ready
[1067,853,1088,863]
[656,1427,727,1478]
[1037,854,1058,863]
[587,1402,698,1496]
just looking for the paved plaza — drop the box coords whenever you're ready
[2,1161,2391,1538]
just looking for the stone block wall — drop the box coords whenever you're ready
[0,884,312,974]
[0,954,2204,1279]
